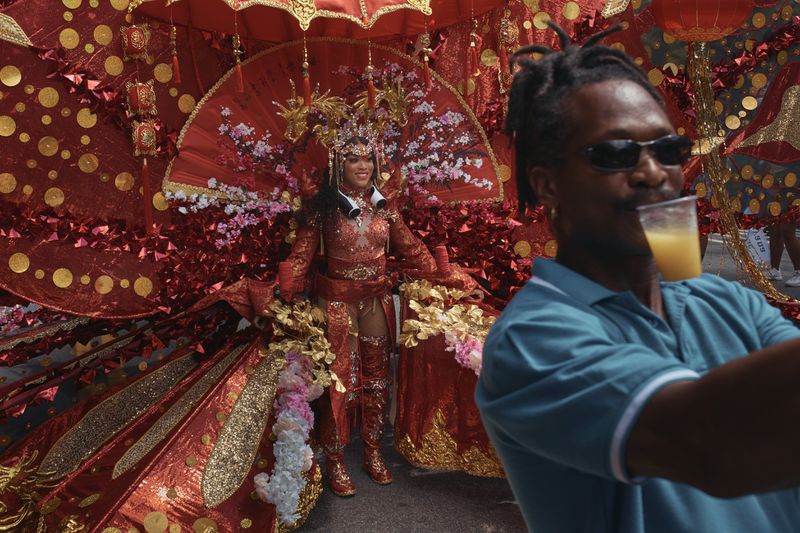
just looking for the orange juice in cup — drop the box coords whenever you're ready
[636,196,702,281]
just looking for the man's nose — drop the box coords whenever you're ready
[629,149,668,188]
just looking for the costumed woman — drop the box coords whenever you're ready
[281,132,480,496]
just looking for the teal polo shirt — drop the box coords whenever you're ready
[477,259,800,533]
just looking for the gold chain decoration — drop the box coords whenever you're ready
[398,280,495,348]
[263,299,345,392]
[688,42,789,301]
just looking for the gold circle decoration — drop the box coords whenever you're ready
[26,159,37,169]
[785,172,797,187]
[53,268,73,288]
[41,115,52,125]
[169,87,178,97]
[23,184,33,195]
[178,94,197,114]
[78,153,100,173]
[61,107,71,117]
[59,28,80,49]
[38,136,59,157]
[523,0,539,11]
[186,455,198,467]
[34,269,45,279]
[90,0,99,7]
[24,84,34,94]
[95,275,114,294]
[37,87,59,107]
[725,115,741,130]
[0,173,16,193]
[78,494,100,508]
[81,135,90,145]
[63,0,81,7]
[752,12,766,28]
[742,96,758,110]
[134,276,154,297]
[0,116,15,137]
[143,511,168,533]
[154,63,173,83]
[63,11,73,21]
[663,32,676,44]
[193,518,218,533]
[44,187,65,207]
[8,252,30,273]
[514,240,532,258]
[101,528,122,533]
[15,102,25,112]
[768,201,782,216]
[544,239,558,257]
[153,192,169,211]
[0,65,22,87]
[94,24,113,45]
[748,198,761,214]
[762,174,774,188]
[110,0,129,10]
[19,132,30,143]
[85,43,96,54]
[120,279,130,288]
[562,1,580,20]
[60,149,71,160]
[104,56,124,76]
[523,20,533,30]
[751,73,768,89]
[99,172,110,182]
[695,182,707,198]
[480,49,498,68]
[742,164,754,179]
[115,172,134,191]
[240,519,253,529]
[76,108,97,128]
[80,274,90,285]
[533,11,551,30]
[498,164,511,183]
[778,50,789,65]
[647,68,664,86]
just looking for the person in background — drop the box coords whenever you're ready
[764,220,800,287]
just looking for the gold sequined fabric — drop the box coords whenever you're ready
[38,354,197,479]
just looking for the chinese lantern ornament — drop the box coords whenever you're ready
[125,80,157,116]
[131,120,157,157]
[120,24,150,61]
[650,0,754,42]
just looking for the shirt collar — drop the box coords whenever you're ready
[532,258,619,306]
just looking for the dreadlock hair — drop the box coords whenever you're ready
[506,21,664,213]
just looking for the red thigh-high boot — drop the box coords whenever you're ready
[319,394,356,496]
[360,334,393,485]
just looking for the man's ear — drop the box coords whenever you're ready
[528,166,558,208]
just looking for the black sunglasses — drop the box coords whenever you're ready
[584,135,693,171]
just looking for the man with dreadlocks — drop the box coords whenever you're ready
[476,22,800,533]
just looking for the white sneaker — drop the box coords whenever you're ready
[786,271,800,287]
[765,268,783,281]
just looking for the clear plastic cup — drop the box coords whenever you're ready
[636,196,702,281]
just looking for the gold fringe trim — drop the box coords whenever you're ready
[0,13,32,47]
[688,42,792,302]
[277,463,324,533]
[601,0,631,18]
[395,409,504,478]
[0,317,89,352]
[38,354,197,479]
[111,344,247,479]
[201,353,284,508]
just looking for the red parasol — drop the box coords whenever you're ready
[132,0,504,42]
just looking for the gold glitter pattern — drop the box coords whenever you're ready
[38,354,197,478]
[202,354,283,508]
[112,344,246,478]
[0,13,33,47]
[738,85,800,152]
[276,464,323,533]
[601,0,630,17]
[0,317,88,352]
[395,409,504,478]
